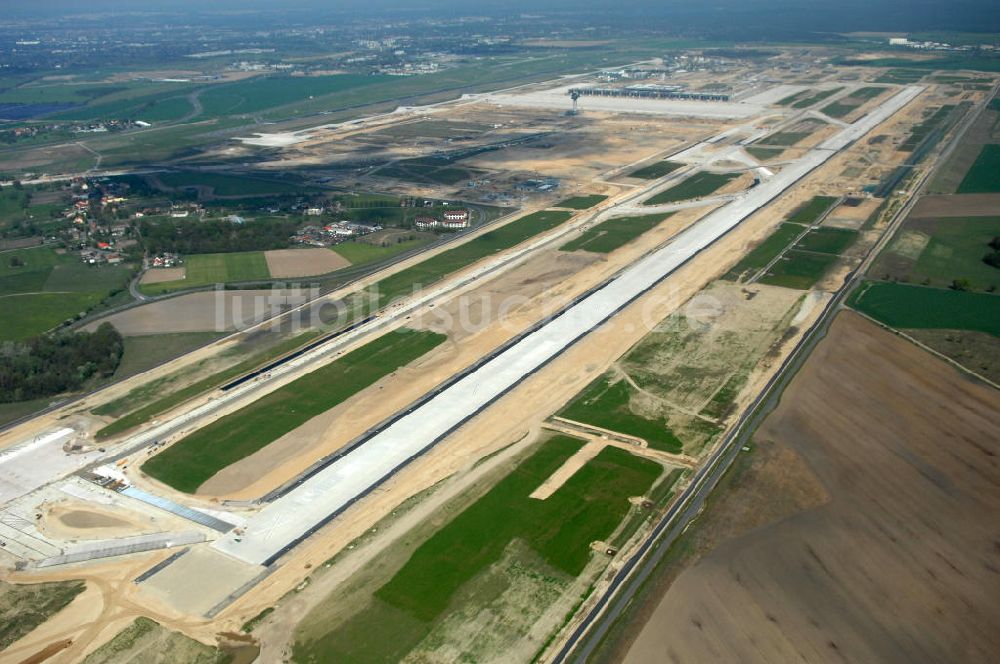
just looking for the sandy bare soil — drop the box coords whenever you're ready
[623,311,1000,664]
[823,197,881,229]
[84,290,279,335]
[139,268,186,285]
[462,111,712,181]
[264,248,350,278]
[37,501,170,542]
[910,193,1000,218]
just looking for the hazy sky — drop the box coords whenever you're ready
[3,0,999,33]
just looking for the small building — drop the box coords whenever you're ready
[414,216,439,229]
[442,209,470,229]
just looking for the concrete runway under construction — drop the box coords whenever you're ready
[208,86,924,568]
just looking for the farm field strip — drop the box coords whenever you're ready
[849,281,1000,336]
[724,223,808,282]
[873,215,1000,292]
[642,172,740,206]
[560,213,674,254]
[0,245,133,340]
[139,252,271,295]
[141,329,447,493]
[292,435,662,663]
[957,144,1000,193]
[207,86,923,567]
[628,161,685,180]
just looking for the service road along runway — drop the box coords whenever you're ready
[212,86,923,567]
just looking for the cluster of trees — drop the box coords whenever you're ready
[140,218,298,255]
[983,236,1000,269]
[0,323,124,403]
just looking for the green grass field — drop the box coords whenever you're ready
[912,218,1000,290]
[374,210,572,306]
[139,252,271,295]
[33,75,381,125]
[820,86,886,118]
[849,281,1000,335]
[0,82,127,104]
[140,329,446,492]
[787,195,839,224]
[745,146,784,161]
[187,252,270,282]
[0,246,63,274]
[758,250,838,290]
[376,437,659,617]
[789,87,844,109]
[559,375,683,452]
[759,119,826,147]
[874,216,1000,292]
[293,435,661,662]
[113,332,227,381]
[46,83,198,123]
[554,194,608,210]
[0,246,133,340]
[0,187,31,222]
[196,74,385,117]
[332,237,434,266]
[0,292,106,341]
[794,227,858,255]
[723,223,804,281]
[43,263,133,297]
[957,144,1000,193]
[875,68,927,84]
[559,213,671,254]
[642,172,739,206]
[628,160,684,179]
[776,90,809,106]
[0,245,63,294]
[851,86,888,100]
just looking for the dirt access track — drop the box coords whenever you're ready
[623,311,1000,663]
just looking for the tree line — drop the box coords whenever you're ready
[983,236,1000,270]
[0,323,124,403]
[140,217,299,255]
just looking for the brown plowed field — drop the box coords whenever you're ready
[264,247,350,278]
[623,311,1000,664]
[910,193,1000,218]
